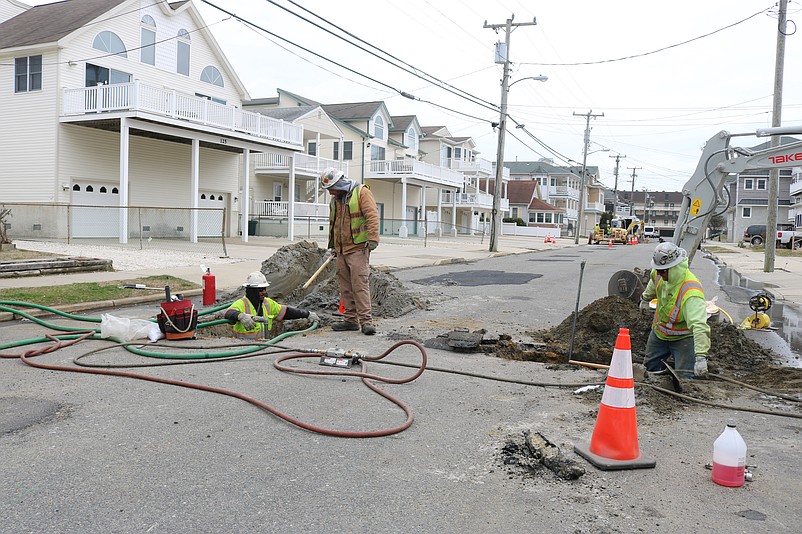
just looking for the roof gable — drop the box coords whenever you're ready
[0,0,128,49]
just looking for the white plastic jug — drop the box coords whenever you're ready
[712,422,747,487]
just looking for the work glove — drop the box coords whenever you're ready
[639,299,651,312]
[366,240,378,251]
[694,355,709,378]
[237,313,256,330]
[327,248,337,259]
[307,311,320,324]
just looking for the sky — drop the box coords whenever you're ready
[27,0,802,193]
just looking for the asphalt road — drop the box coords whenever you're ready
[1,246,800,533]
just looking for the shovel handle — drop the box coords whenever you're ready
[302,254,333,289]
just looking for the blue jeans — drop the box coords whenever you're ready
[644,330,695,376]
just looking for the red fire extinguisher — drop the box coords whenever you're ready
[202,268,216,305]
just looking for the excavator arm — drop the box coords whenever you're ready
[674,127,802,263]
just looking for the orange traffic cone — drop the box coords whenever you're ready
[338,298,345,314]
[574,328,656,470]
[608,240,612,248]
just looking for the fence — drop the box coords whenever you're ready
[1,202,227,257]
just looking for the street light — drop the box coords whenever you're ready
[574,148,609,245]
[489,75,548,252]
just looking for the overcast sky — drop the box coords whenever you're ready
[28,0,802,192]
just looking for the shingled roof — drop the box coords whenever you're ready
[0,0,128,50]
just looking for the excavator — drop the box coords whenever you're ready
[590,216,642,245]
[609,126,802,302]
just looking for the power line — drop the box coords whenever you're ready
[520,6,772,66]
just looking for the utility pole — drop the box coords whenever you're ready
[765,0,788,273]
[627,167,641,217]
[485,15,538,253]
[610,153,626,217]
[573,110,604,244]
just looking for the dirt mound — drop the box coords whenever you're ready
[529,295,775,374]
[219,240,424,320]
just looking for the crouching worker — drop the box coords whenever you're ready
[224,271,320,339]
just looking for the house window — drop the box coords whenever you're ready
[86,64,131,86]
[454,147,462,160]
[528,213,536,224]
[407,127,417,151]
[757,178,767,190]
[195,92,226,105]
[14,55,42,93]
[744,178,754,190]
[273,183,282,202]
[742,207,752,218]
[200,66,224,87]
[177,29,190,76]
[334,141,353,160]
[93,31,127,57]
[373,115,385,140]
[370,145,385,161]
[544,213,553,224]
[308,141,317,156]
[511,207,519,218]
[141,15,156,65]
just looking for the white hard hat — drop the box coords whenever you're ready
[320,167,344,189]
[244,271,269,288]
[651,242,687,270]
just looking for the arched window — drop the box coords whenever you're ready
[141,15,156,65]
[407,127,417,151]
[86,185,94,192]
[112,188,119,194]
[92,31,127,57]
[176,29,190,76]
[100,186,107,193]
[373,115,384,140]
[72,184,81,191]
[200,194,207,199]
[200,66,224,87]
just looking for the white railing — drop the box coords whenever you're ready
[63,81,304,148]
[252,153,343,174]
[791,179,802,196]
[449,157,494,175]
[585,201,604,212]
[366,159,464,188]
[441,191,495,208]
[253,201,329,218]
[552,185,579,198]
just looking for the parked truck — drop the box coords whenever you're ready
[776,227,802,249]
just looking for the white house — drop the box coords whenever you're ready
[0,0,303,243]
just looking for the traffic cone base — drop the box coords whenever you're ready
[574,327,655,470]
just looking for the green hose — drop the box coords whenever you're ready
[0,300,317,360]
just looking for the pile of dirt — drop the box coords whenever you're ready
[528,295,776,374]
[218,240,425,321]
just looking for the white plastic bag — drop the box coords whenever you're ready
[100,314,163,342]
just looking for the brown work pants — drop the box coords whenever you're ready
[336,248,372,326]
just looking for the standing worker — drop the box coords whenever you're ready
[225,272,319,339]
[320,167,380,335]
[639,242,710,378]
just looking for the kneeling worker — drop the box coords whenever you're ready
[225,272,320,339]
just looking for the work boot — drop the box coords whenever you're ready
[361,323,376,336]
[331,321,359,332]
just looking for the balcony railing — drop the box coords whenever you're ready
[253,201,329,218]
[449,157,494,175]
[791,179,802,196]
[252,153,344,175]
[366,159,464,188]
[585,201,604,213]
[441,191,496,209]
[62,81,304,149]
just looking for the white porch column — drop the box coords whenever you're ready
[119,117,129,244]
[241,148,250,242]
[190,138,199,243]
[399,177,408,238]
[451,188,457,237]
[288,155,296,241]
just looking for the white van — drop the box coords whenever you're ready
[643,225,658,238]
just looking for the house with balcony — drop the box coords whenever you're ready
[0,0,303,243]
[257,90,470,238]
[504,160,601,237]
[419,126,509,235]
[242,99,345,238]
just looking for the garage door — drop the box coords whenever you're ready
[71,182,119,238]
[199,192,226,237]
